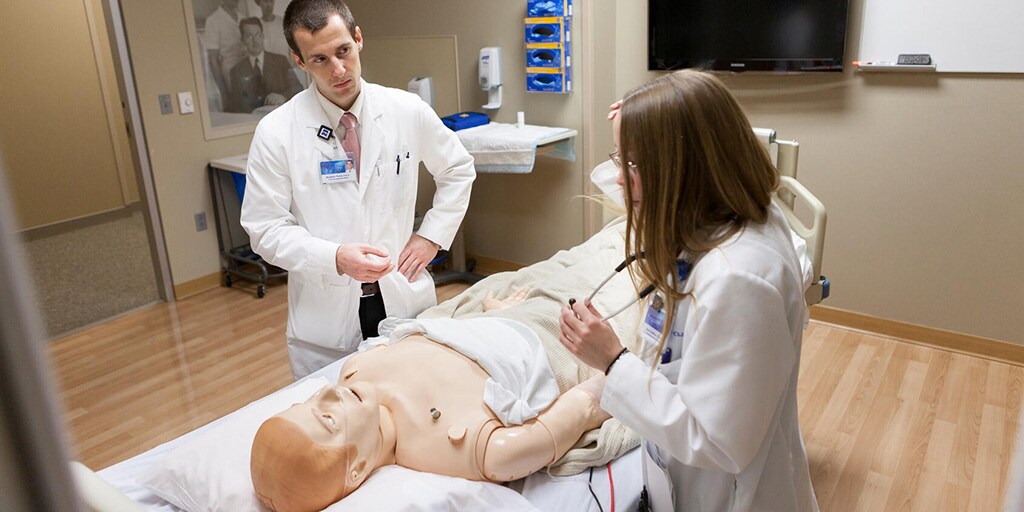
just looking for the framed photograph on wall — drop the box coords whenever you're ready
[182,0,308,139]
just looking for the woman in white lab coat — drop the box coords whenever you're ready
[559,70,818,512]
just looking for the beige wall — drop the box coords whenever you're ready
[1,0,137,230]
[120,0,253,285]
[347,0,593,264]
[119,0,1022,343]
[615,0,1024,344]
[123,0,599,285]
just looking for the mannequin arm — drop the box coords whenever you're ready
[477,378,609,481]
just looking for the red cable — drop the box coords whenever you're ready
[607,462,615,512]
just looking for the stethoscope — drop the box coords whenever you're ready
[575,252,692,322]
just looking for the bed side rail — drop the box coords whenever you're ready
[776,176,830,305]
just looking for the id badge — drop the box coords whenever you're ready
[320,153,355,184]
[639,293,666,363]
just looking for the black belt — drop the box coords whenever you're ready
[360,281,380,298]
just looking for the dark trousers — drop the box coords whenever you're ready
[358,282,386,339]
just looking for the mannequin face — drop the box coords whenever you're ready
[275,382,382,488]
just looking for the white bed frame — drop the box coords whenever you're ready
[754,128,829,305]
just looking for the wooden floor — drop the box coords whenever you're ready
[49,282,1021,511]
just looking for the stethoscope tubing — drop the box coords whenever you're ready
[584,252,656,322]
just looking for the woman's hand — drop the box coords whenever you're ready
[483,287,531,312]
[607,100,623,120]
[559,299,624,371]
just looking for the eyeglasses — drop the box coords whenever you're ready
[608,151,638,173]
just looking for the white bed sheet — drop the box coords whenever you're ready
[99,356,642,512]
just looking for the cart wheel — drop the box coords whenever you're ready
[257,285,266,298]
[224,274,233,287]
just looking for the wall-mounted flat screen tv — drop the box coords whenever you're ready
[649,0,850,72]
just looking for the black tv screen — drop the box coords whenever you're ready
[649,0,850,72]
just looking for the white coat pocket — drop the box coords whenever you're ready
[375,158,411,213]
[286,273,361,352]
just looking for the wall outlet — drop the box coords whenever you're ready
[194,212,208,232]
[158,94,173,115]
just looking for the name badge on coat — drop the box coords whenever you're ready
[639,293,667,363]
[320,152,356,184]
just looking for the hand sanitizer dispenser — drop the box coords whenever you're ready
[479,47,502,110]
[407,76,434,108]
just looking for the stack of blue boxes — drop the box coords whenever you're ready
[525,0,572,93]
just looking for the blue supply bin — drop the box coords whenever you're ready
[442,112,489,131]
[526,43,570,68]
[231,172,247,202]
[528,0,573,17]
[527,67,572,93]
[525,17,571,44]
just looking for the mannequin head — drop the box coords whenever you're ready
[251,383,383,511]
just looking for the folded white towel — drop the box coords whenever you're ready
[389,317,559,426]
[457,122,576,173]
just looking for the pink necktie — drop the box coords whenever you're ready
[340,112,360,180]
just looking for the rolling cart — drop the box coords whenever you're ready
[208,155,286,298]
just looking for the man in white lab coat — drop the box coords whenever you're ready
[241,0,475,379]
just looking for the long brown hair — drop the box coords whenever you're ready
[618,70,778,362]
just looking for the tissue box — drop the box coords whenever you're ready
[526,67,572,93]
[528,0,572,17]
[441,112,489,131]
[525,17,571,44]
[526,43,570,68]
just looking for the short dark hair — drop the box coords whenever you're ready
[283,0,357,61]
[238,17,263,35]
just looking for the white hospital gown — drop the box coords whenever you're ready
[388,317,560,427]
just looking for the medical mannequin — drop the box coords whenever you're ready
[250,295,609,512]
[560,70,819,511]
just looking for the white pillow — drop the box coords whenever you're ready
[141,377,539,512]
[141,377,330,512]
[336,465,539,512]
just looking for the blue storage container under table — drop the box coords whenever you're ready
[208,154,287,298]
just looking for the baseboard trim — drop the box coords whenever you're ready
[173,272,222,300]
[20,203,141,241]
[467,254,525,275]
[810,305,1024,366]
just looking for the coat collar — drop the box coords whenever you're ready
[295,80,385,200]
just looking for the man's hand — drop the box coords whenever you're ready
[263,93,286,107]
[335,243,393,282]
[398,233,440,282]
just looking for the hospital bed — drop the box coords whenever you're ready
[70,129,827,512]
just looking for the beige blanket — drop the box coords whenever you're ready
[420,217,648,475]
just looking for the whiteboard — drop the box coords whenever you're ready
[858,0,1024,73]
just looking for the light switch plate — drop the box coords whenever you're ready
[178,91,195,114]
[158,94,173,115]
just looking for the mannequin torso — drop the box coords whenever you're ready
[341,335,496,479]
